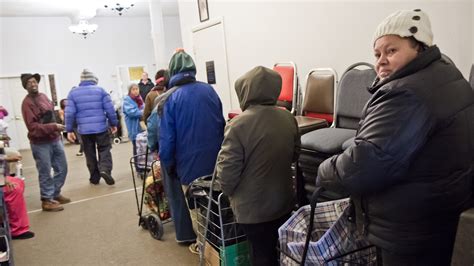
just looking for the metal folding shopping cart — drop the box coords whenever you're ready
[130,154,171,240]
[188,174,250,266]
[279,188,379,265]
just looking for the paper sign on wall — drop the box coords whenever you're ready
[129,66,145,81]
[206,61,216,84]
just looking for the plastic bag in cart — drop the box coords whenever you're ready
[278,198,377,265]
[135,131,155,170]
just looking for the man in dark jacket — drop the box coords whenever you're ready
[138,72,154,101]
[21,73,70,212]
[317,9,474,265]
[65,69,118,185]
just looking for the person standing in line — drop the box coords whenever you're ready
[65,69,118,185]
[138,72,154,101]
[142,69,169,123]
[216,66,300,266]
[317,9,474,265]
[145,76,196,244]
[122,83,144,157]
[21,73,70,212]
[158,49,225,253]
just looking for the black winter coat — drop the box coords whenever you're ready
[317,46,474,254]
[138,79,154,101]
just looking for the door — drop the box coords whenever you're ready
[0,75,49,150]
[192,18,233,116]
[115,65,148,140]
[116,65,148,99]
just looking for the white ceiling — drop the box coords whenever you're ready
[0,0,179,19]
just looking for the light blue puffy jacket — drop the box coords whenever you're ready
[122,95,144,141]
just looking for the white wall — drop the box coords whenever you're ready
[0,16,155,101]
[163,16,183,61]
[177,0,473,108]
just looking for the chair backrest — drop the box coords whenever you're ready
[334,62,376,129]
[450,208,474,265]
[302,68,337,123]
[470,64,474,90]
[273,62,299,114]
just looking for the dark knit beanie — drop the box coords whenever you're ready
[168,50,196,77]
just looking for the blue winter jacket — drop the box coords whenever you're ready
[122,95,144,141]
[65,81,118,135]
[159,72,225,185]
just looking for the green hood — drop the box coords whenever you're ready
[235,66,282,111]
[168,51,196,77]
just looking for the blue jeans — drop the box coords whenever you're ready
[161,163,196,243]
[30,140,68,201]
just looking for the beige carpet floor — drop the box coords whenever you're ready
[11,140,198,265]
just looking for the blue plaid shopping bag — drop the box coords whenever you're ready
[278,197,377,265]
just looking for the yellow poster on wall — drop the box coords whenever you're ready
[129,66,144,81]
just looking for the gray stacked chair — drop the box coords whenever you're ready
[450,208,474,265]
[296,62,376,205]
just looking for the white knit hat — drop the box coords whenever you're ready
[373,9,433,47]
[80,69,98,84]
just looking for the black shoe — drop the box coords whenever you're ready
[100,171,115,185]
[12,231,35,240]
[89,178,100,185]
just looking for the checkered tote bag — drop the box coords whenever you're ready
[278,198,377,265]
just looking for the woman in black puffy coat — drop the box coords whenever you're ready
[317,9,474,266]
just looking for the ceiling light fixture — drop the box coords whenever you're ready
[69,20,98,39]
[104,2,135,16]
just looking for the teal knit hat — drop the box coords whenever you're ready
[168,50,196,77]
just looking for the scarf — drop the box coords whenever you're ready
[130,94,144,109]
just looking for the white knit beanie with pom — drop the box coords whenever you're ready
[373,9,433,47]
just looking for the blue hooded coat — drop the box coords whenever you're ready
[159,51,225,185]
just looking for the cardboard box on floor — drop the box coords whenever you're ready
[204,242,220,266]
[203,241,250,266]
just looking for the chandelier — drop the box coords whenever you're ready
[104,2,135,16]
[69,20,98,39]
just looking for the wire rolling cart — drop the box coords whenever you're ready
[188,174,250,266]
[130,152,171,240]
